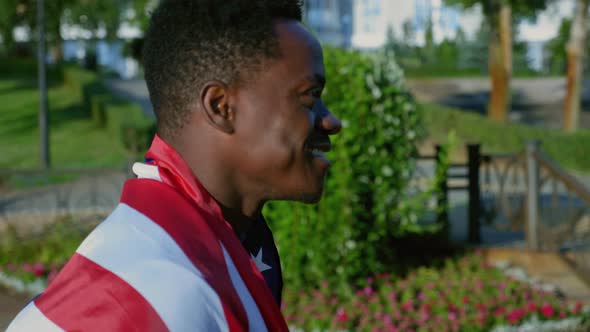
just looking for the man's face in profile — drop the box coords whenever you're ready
[230,20,341,203]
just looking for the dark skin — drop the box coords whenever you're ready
[167,20,341,236]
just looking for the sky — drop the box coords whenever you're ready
[519,0,575,42]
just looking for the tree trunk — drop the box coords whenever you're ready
[563,0,589,132]
[487,3,512,122]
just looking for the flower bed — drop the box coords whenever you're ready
[0,215,99,295]
[282,251,590,332]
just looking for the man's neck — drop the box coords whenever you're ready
[168,131,265,234]
[218,204,262,240]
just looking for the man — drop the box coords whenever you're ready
[7,0,341,331]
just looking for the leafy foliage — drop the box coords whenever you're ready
[0,0,154,57]
[443,0,554,21]
[264,48,446,290]
[544,18,572,75]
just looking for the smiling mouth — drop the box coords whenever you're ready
[304,142,332,159]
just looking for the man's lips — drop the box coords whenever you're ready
[304,140,332,165]
[305,142,332,154]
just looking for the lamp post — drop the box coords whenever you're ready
[37,0,50,168]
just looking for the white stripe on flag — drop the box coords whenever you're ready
[132,162,162,181]
[6,302,64,332]
[221,244,268,332]
[76,203,228,332]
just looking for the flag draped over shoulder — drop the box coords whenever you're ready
[7,135,288,332]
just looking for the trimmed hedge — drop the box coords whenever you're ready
[0,57,63,82]
[64,66,156,156]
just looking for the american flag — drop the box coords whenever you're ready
[7,136,288,332]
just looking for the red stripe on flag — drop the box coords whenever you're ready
[35,253,168,332]
[121,179,247,331]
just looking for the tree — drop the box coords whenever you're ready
[445,0,553,122]
[563,0,590,132]
[422,18,436,65]
[545,18,572,75]
[0,0,19,53]
[0,0,151,58]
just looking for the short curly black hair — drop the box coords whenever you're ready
[143,0,303,137]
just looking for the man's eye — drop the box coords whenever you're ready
[306,87,322,98]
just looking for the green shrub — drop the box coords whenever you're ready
[90,94,109,128]
[264,48,444,290]
[0,57,63,83]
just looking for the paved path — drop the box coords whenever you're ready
[484,248,590,305]
[0,287,30,330]
[0,171,127,224]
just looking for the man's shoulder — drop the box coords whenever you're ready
[6,203,227,331]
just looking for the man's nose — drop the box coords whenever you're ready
[319,112,342,135]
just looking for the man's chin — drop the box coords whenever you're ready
[294,182,325,203]
[297,191,323,204]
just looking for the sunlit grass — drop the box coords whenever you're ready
[422,103,590,173]
[0,69,128,169]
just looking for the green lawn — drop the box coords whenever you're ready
[0,67,128,170]
[422,103,590,173]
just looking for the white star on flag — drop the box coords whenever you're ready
[250,248,272,273]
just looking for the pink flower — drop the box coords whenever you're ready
[33,262,45,277]
[559,312,566,319]
[540,304,554,318]
[475,280,484,289]
[401,300,413,311]
[476,303,486,312]
[494,307,506,317]
[382,314,392,326]
[335,308,347,322]
[418,292,425,300]
[363,286,373,296]
[420,311,430,322]
[21,263,33,273]
[448,303,458,312]
[507,309,525,324]
[448,312,457,321]
[526,301,537,312]
[498,282,506,290]
[573,301,583,314]
[462,296,470,304]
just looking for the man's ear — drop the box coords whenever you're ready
[200,81,235,134]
